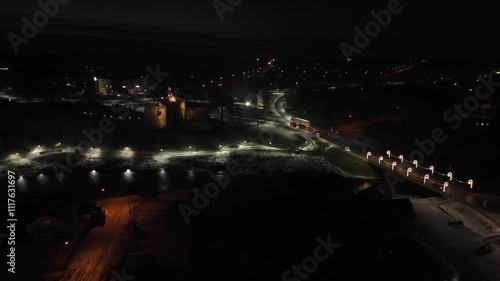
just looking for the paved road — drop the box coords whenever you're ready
[268,90,500,219]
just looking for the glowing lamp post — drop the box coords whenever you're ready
[391,162,397,170]
[407,167,412,177]
[413,160,418,168]
[378,156,383,164]
[366,152,372,159]
[399,155,404,162]
[468,179,473,189]
[386,150,391,158]
[424,174,430,184]
[443,182,449,192]
[429,166,434,174]
[447,172,453,181]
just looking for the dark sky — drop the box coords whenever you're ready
[1,0,499,65]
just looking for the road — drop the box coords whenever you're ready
[267,89,500,215]
[64,196,140,281]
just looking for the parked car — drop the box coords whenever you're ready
[475,244,493,255]
[447,220,464,226]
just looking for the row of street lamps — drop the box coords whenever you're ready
[366,150,473,190]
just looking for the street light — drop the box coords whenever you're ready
[386,150,391,158]
[443,182,449,192]
[468,179,473,189]
[391,162,397,170]
[378,156,383,164]
[407,167,412,177]
[447,172,453,181]
[366,152,371,159]
[429,166,434,174]
[424,174,430,184]
[413,160,418,168]
[399,155,404,162]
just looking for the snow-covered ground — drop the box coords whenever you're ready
[1,146,376,181]
[438,201,500,239]
[410,197,500,281]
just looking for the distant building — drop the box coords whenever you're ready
[474,103,493,128]
[144,88,214,132]
[121,78,147,94]
[94,77,112,94]
[144,102,167,131]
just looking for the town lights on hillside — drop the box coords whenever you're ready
[399,155,404,162]
[366,152,371,159]
[413,160,418,168]
[447,172,453,181]
[378,156,383,164]
[391,162,397,170]
[386,150,391,157]
[443,182,449,192]
[429,166,434,174]
[468,179,473,189]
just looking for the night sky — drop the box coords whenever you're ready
[1,0,499,65]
